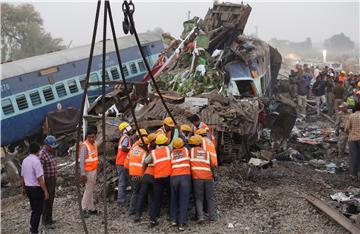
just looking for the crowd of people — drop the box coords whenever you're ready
[20,114,218,233]
[288,64,360,180]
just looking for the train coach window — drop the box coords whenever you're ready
[100,71,110,81]
[122,65,129,77]
[110,68,120,80]
[138,60,146,72]
[43,87,55,102]
[68,79,79,94]
[30,91,42,106]
[16,94,29,110]
[130,62,138,75]
[55,83,67,98]
[2,98,14,115]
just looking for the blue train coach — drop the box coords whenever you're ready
[1,33,164,147]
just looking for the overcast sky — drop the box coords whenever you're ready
[25,1,360,48]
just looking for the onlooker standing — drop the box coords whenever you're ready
[79,126,99,216]
[312,75,326,116]
[39,135,59,229]
[325,74,335,116]
[345,102,360,180]
[289,70,298,100]
[335,103,350,157]
[296,74,310,115]
[21,142,49,234]
[333,80,346,112]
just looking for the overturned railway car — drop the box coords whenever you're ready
[1,33,164,147]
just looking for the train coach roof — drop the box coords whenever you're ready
[1,33,161,80]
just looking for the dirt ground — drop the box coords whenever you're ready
[2,116,359,234]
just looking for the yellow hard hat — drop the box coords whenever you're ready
[118,122,129,132]
[147,133,157,143]
[340,70,346,74]
[139,137,149,145]
[136,128,148,137]
[188,135,202,146]
[180,124,191,132]
[195,128,207,136]
[173,138,184,149]
[357,81,360,88]
[163,117,175,127]
[155,133,168,145]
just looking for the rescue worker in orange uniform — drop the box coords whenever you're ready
[134,133,157,222]
[144,133,172,227]
[195,128,218,167]
[79,126,99,217]
[128,137,149,216]
[157,117,179,145]
[190,114,216,147]
[115,122,133,204]
[170,138,191,231]
[339,71,347,86]
[189,135,217,223]
[124,128,148,170]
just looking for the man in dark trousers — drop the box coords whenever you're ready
[21,142,49,234]
[312,75,326,116]
[39,135,59,229]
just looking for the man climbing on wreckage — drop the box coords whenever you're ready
[190,114,216,147]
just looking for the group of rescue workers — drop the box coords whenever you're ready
[79,114,218,231]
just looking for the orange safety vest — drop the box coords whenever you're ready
[202,137,218,167]
[116,135,131,166]
[339,75,347,84]
[144,163,154,176]
[171,147,190,176]
[128,145,147,176]
[193,122,216,147]
[190,146,212,180]
[125,140,139,169]
[82,140,98,172]
[151,146,171,179]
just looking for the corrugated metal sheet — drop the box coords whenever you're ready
[1,33,161,80]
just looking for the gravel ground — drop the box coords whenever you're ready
[2,158,359,234]
[2,116,359,234]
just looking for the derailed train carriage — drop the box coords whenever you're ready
[0,33,164,150]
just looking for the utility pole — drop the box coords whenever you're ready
[187,10,191,20]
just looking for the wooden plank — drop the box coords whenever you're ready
[306,194,360,234]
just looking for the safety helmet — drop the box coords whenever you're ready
[136,128,148,137]
[173,138,184,149]
[44,135,59,148]
[188,135,202,146]
[357,81,360,88]
[340,70,346,75]
[119,122,129,132]
[163,117,175,127]
[195,128,207,136]
[155,133,168,145]
[139,137,150,146]
[147,133,157,143]
[348,72,353,75]
[180,124,191,132]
